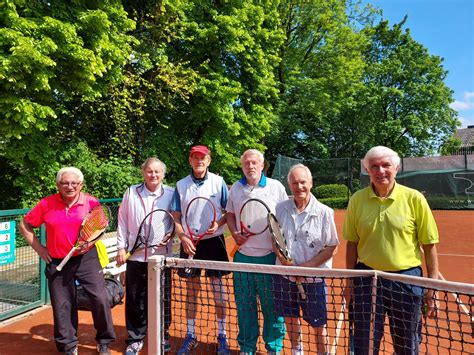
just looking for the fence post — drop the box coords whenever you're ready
[148,255,165,355]
[368,273,378,355]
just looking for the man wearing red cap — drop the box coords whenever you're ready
[171,145,231,355]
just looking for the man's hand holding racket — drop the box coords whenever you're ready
[268,213,307,300]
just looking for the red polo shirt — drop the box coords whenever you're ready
[24,192,99,258]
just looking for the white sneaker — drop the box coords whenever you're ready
[125,341,144,355]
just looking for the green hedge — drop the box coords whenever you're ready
[313,184,350,199]
[426,196,471,210]
[319,197,349,209]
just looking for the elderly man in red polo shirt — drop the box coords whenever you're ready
[19,167,115,355]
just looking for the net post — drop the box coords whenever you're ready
[148,255,165,355]
[368,273,378,355]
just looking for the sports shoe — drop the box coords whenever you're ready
[64,347,78,355]
[177,333,198,354]
[125,341,144,355]
[217,334,230,355]
[97,343,111,355]
[163,338,171,352]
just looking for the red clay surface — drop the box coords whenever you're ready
[0,210,472,354]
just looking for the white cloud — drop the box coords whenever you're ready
[450,91,474,111]
[451,101,472,111]
[458,116,474,128]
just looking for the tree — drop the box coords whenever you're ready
[266,0,369,163]
[336,18,458,157]
[156,0,285,182]
[1,0,137,207]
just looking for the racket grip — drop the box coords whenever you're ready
[56,247,76,272]
[230,244,239,258]
[296,279,307,300]
[117,251,131,266]
[184,254,194,274]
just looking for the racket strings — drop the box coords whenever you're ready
[142,210,174,246]
[240,201,268,235]
[268,215,291,261]
[80,207,109,242]
[186,200,215,237]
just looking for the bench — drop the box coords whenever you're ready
[102,235,126,284]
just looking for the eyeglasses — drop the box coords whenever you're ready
[59,181,81,188]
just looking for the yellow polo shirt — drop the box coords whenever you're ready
[343,183,439,271]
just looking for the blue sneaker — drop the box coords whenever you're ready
[177,333,198,355]
[217,334,230,355]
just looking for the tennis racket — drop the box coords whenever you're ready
[184,196,217,273]
[229,198,270,257]
[268,213,307,300]
[56,204,111,272]
[124,209,175,261]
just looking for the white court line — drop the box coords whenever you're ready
[419,245,472,318]
[438,253,474,257]
[438,272,471,318]
[331,300,347,354]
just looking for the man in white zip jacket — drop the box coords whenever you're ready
[116,157,175,354]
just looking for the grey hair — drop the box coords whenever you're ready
[363,146,401,170]
[240,149,264,164]
[56,167,84,183]
[287,163,313,184]
[141,157,167,175]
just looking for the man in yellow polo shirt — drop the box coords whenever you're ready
[344,146,439,354]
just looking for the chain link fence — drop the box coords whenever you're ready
[271,154,474,210]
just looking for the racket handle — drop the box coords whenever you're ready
[184,254,194,274]
[230,244,239,258]
[56,247,76,272]
[122,251,131,262]
[296,279,307,301]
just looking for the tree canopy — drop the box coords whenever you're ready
[1,0,459,208]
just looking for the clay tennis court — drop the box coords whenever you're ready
[0,210,472,354]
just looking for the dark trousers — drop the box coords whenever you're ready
[46,247,116,352]
[352,263,423,355]
[125,261,172,344]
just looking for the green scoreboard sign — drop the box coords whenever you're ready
[0,221,16,265]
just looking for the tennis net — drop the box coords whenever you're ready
[147,256,474,354]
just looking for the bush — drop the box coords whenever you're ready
[426,196,470,210]
[319,197,349,209]
[313,184,350,199]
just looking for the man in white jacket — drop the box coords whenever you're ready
[116,157,175,354]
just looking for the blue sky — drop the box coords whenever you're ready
[363,0,474,128]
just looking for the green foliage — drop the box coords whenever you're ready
[313,184,350,199]
[318,197,349,210]
[0,0,463,210]
[267,0,369,162]
[426,196,470,210]
[440,136,462,156]
[15,141,141,208]
[56,142,142,200]
[160,0,284,182]
[341,18,458,157]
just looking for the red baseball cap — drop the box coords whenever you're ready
[189,145,210,157]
